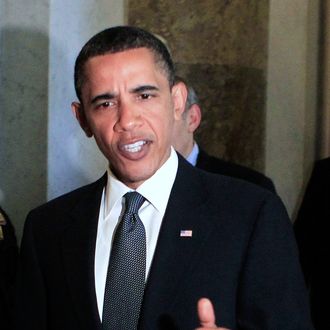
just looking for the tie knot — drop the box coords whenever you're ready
[124,192,145,215]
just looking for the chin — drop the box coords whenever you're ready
[117,166,154,187]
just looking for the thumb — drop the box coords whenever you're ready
[197,297,217,328]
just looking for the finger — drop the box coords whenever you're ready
[197,297,217,328]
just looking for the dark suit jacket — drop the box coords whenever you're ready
[16,157,312,329]
[0,206,19,330]
[196,148,276,193]
[294,158,330,329]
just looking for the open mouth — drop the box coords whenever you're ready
[123,140,147,153]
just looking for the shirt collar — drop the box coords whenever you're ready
[186,142,199,166]
[104,147,178,218]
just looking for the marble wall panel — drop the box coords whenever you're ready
[0,0,125,241]
[128,0,269,171]
[175,63,265,170]
[0,0,49,238]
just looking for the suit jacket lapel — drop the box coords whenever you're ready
[139,158,216,328]
[61,175,106,330]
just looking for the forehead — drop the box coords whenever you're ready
[84,48,166,82]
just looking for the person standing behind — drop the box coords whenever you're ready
[172,76,276,192]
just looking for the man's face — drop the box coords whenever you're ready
[72,48,184,189]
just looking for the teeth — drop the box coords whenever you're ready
[123,140,146,153]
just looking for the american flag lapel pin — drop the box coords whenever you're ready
[180,230,193,237]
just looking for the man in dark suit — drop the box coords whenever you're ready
[172,76,276,192]
[16,26,312,329]
[294,158,330,329]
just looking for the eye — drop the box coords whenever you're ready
[96,100,116,110]
[139,93,153,100]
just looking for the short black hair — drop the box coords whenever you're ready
[74,26,175,101]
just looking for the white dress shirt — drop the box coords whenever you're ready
[94,148,178,318]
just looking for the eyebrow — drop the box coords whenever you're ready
[130,85,160,94]
[91,93,116,104]
[90,85,160,104]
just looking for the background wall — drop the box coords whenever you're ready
[0,0,124,240]
[0,0,323,241]
[129,1,269,172]
[266,0,320,217]
[47,0,124,199]
[0,0,49,241]
[320,0,330,157]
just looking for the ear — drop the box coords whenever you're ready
[187,103,201,133]
[71,102,93,137]
[171,81,188,120]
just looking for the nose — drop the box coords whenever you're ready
[114,100,142,132]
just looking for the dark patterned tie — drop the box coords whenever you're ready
[102,191,146,330]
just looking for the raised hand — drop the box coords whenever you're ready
[195,298,231,330]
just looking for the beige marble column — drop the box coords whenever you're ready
[0,0,125,241]
[320,0,330,157]
[265,0,320,217]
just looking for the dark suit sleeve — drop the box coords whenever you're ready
[0,207,18,330]
[195,149,277,193]
[15,214,47,330]
[237,195,313,329]
[293,159,330,329]
[294,160,325,284]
